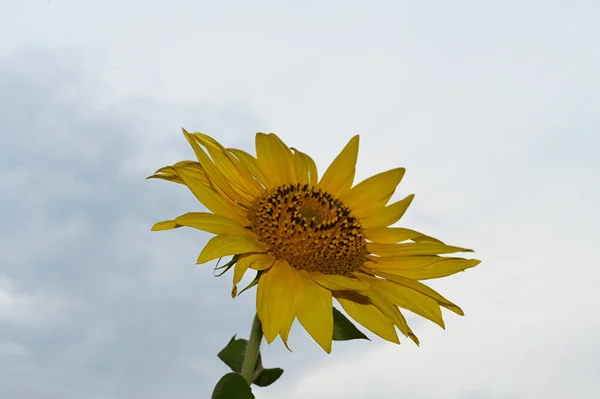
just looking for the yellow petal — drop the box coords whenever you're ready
[228,148,270,189]
[256,133,295,186]
[364,227,444,244]
[172,162,212,186]
[366,275,445,329]
[360,286,420,345]
[310,272,370,291]
[291,148,309,185]
[247,253,276,270]
[342,168,405,216]
[369,258,481,280]
[197,235,267,264]
[183,129,250,205]
[297,271,333,353]
[377,272,464,315]
[192,133,265,198]
[234,253,276,270]
[279,280,303,351]
[232,260,251,297]
[177,167,247,225]
[318,135,359,197]
[231,253,276,297]
[148,161,210,186]
[293,149,319,184]
[365,256,445,272]
[147,166,185,185]
[367,242,473,257]
[158,212,250,236]
[257,260,301,343]
[335,292,399,344]
[151,220,179,231]
[361,194,414,229]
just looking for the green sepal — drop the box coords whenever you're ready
[211,372,254,399]
[214,255,240,277]
[236,270,263,296]
[217,335,284,387]
[332,306,370,341]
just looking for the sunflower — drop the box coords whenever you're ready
[150,130,480,353]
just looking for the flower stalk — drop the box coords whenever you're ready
[241,313,263,383]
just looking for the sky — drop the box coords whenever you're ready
[1,1,599,398]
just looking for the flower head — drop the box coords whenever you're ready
[150,130,480,353]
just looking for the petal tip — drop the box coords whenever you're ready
[409,333,420,346]
[196,253,209,264]
[281,338,293,353]
[453,306,465,316]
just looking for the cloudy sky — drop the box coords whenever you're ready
[1,1,599,398]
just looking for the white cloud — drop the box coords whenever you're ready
[0,216,87,269]
[0,341,30,357]
[0,274,71,325]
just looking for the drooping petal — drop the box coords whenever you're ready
[364,227,443,244]
[376,272,464,315]
[367,242,473,257]
[297,271,333,353]
[361,194,415,229]
[257,260,301,343]
[310,272,370,291]
[197,235,267,264]
[318,135,359,197]
[335,292,399,344]
[341,168,405,218]
[256,133,296,186]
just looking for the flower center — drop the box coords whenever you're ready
[247,183,367,275]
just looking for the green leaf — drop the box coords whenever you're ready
[332,306,370,341]
[217,335,284,387]
[217,336,253,373]
[253,367,284,387]
[211,372,254,399]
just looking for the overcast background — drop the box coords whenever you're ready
[1,1,599,398]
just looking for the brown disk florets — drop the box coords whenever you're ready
[247,183,367,275]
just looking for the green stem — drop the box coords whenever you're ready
[241,313,263,383]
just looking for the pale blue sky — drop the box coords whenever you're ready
[1,1,599,398]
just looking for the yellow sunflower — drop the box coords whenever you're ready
[150,130,480,353]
